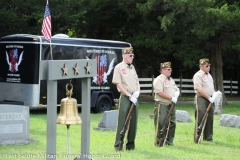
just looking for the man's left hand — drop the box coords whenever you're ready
[132,91,140,99]
[174,91,180,99]
[130,96,137,105]
[171,97,177,104]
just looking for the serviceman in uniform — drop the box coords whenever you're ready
[112,47,140,151]
[153,62,180,146]
[193,58,217,142]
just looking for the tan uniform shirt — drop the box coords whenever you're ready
[153,74,179,105]
[193,69,214,96]
[112,61,139,94]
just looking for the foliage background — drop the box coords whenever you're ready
[0,0,240,103]
[0,0,239,77]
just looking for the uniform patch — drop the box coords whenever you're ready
[164,80,169,85]
[202,74,207,81]
[122,69,127,74]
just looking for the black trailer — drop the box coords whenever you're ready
[0,34,132,112]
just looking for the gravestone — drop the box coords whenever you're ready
[150,114,154,119]
[220,114,240,128]
[214,91,223,114]
[94,110,118,131]
[176,110,192,122]
[0,104,38,146]
[150,110,192,123]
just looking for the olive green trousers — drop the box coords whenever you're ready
[154,102,176,146]
[194,95,214,141]
[114,95,138,150]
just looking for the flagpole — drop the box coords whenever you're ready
[48,0,53,60]
[42,0,53,60]
[50,39,53,60]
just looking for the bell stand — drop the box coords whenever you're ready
[40,59,97,160]
[66,124,70,160]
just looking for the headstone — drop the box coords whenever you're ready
[150,110,192,123]
[236,116,240,128]
[0,104,38,146]
[94,110,118,131]
[220,114,240,128]
[176,110,192,122]
[214,91,222,114]
[150,114,154,119]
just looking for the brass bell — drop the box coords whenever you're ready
[57,83,82,126]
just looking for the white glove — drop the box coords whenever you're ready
[174,91,180,99]
[171,97,177,104]
[132,91,140,99]
[130,96,137,105]
[208,97,214,103]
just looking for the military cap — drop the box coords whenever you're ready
[122,47,134,54]
[161,62,171,69]
[199,58,210,65]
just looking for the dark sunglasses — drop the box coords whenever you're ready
[129,54,135,58]
[164,68,172,71]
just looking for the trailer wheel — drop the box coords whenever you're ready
[94,94,112,113]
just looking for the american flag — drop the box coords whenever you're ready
[95,54,107,86]
[9,49,18,73]
[41,1,51,40]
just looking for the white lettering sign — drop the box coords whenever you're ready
[87,49,115,54]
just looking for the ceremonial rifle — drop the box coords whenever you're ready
[194,103,212,144]
[158,102,175,147]
[118,103,135,151]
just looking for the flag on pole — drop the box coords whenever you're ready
[41,1,51,40]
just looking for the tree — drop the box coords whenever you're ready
[160,0,240,105]
[1,0,52,37]
[0,0,239,100]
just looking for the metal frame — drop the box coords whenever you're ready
[40,59,96,160]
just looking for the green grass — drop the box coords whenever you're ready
[0,102,240,160]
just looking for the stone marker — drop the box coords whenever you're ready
[150,114,154,119]
[94,110,118,131]
[220,114,240,128]
[0,105,38,146]
[150,110,192,123]
[176,110,192,122]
